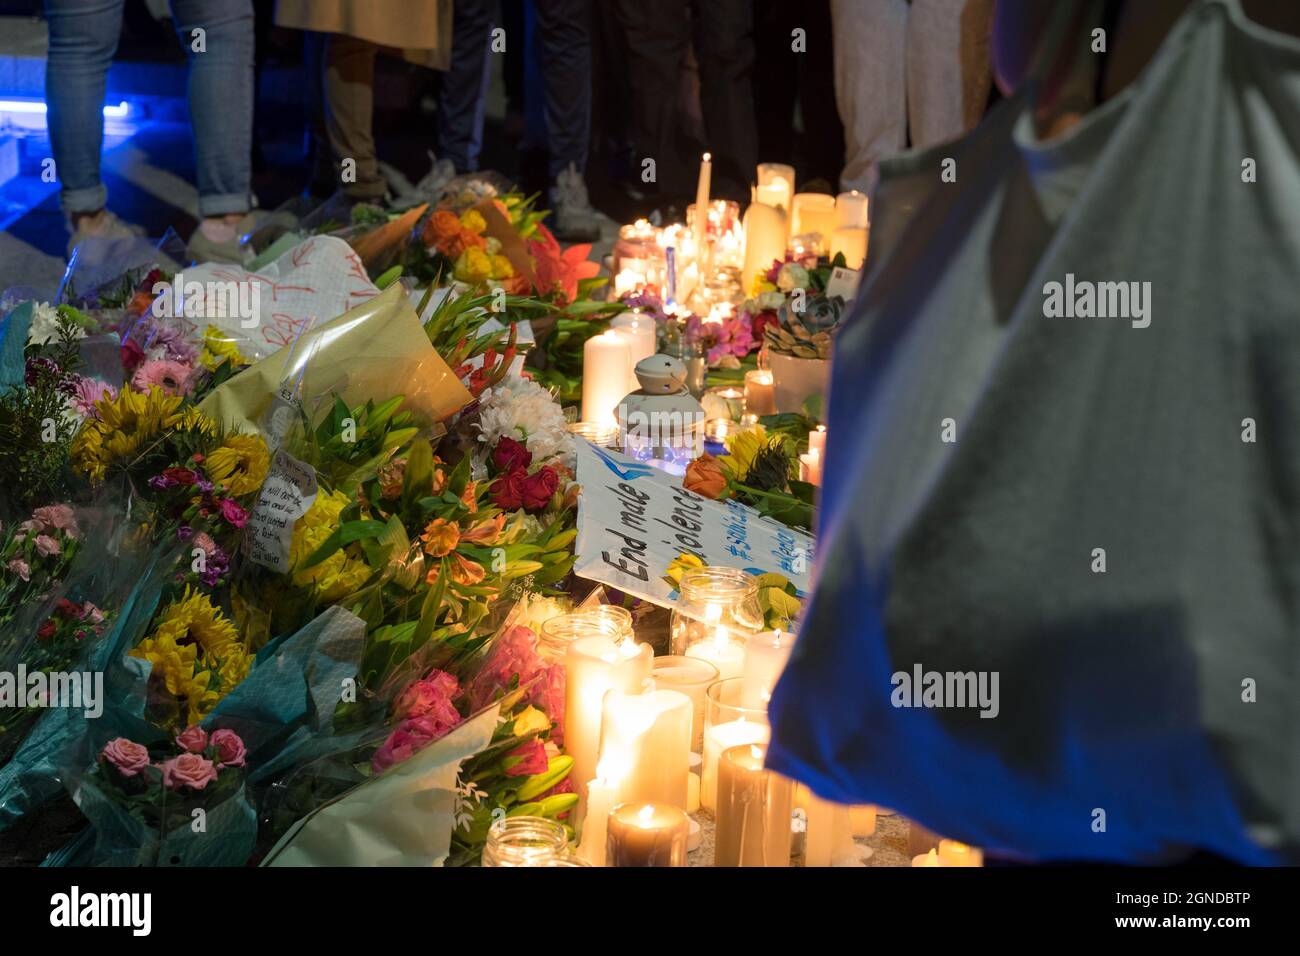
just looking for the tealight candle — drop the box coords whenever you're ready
[743,369,776,417]
[606,802,689,866]
[715,743,793,867]
[912,848,944,867]
[938,839,984,867]
[564,628,652,817]
[581,330,633,428]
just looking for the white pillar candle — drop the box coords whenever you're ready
[606,802,690,867]
[808,425,826,458]
[694,153,712,266]
[565,633,653,816]
[829,226,868,271]
[743,368,776,417]
[742,202,789,293]
[577,772,619,867]
[756,163,795,212]
[609,313,658,392]
[741,630,795,710]
[581,330,633,429]
[597,688,693,811]
[790,193,837,243]
[799,449,822,487]
[912,848,944,867]
[938,839,984,867]
[803,791,853,867]
[687,771,701,812]
[835,190,869,229]
[849,804,877,837]
[715,743,793,867]
[651,655,719,751]
[701,717,769,812]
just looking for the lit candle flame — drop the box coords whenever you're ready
[637,804,657,826]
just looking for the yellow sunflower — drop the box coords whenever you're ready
[129,587,247,725]
[72,386,184,482]
[177,405,217,437]
[721,423,770,479]
[204,433,270,495]
[290,489,371,603]
[198,325,248,371]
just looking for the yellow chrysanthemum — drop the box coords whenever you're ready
[204,433,270,495]
[71,386,184,482]
[459,209,487,235]
[129,587,247,725]
[198,325,248,371]
[290,489,371,603]
[454,246,493,284]
[489,254,514,280]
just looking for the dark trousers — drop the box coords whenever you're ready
[612,0,758,199]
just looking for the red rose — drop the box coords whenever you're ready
[491,467,529,511]
[56,599,84,619]
[750,310,779,341]
[520,466,559,513]
[162,466,198,486]
[491,436,533,474]
[37,619,56,640]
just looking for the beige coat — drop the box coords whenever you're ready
[276,0,452,71]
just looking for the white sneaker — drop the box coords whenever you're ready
[386,151,457,209]
[548,162,601,242]
[65,209,143,258]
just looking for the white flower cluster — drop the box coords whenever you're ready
[27,302,85,347]
[476,373,575,470]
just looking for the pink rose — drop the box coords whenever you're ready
[505,738,549,777]
[532,663,566,747]
[160,753,219,791]
[33,534,61,558]
[32,504,79,538]
[83,602,105,624]
[219,499,248,528]
[7,559,31,582]
[100,737,151,778]
[371,712,462,773]
[175,725,208,753]
[210,729,247,767]
[466,626,545,713]
[394,670,461,722]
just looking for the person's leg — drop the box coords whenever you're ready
[322,34,386,201]
[169,0,255,220]
[533,0,591,179]
[906,0,994,150]
[43,0,125,216]
[611,0,692,198]
[693,0,759,200]
[831,0,908,193]
[438,0,494,173]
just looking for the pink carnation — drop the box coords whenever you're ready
[100,737,151,777]
[210,729,247,768]
[32,504,79,538]
[160,753,219,791]
[6,558,30,582]
[33,534,61,558]
[219,499,248,527]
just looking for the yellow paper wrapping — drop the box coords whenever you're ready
[198,282,472,435]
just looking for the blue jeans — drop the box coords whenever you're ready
[44,0,254,217]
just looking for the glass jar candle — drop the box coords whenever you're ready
[605,802,690,866]
[481,816,570,867]
[670,567,764,668]
[701,677,770,812]
[538,605,633,663]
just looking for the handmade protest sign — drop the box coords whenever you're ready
[574,440,815,608]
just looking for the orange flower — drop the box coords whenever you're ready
[461,513,505,545]
[420,517,460,557]
[426,551,486,587]
[423,210,463,253]
[460,481,478,514]
[446,230,487,260]
[684,454,728,499]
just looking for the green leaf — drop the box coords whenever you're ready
[299,518,387,571]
